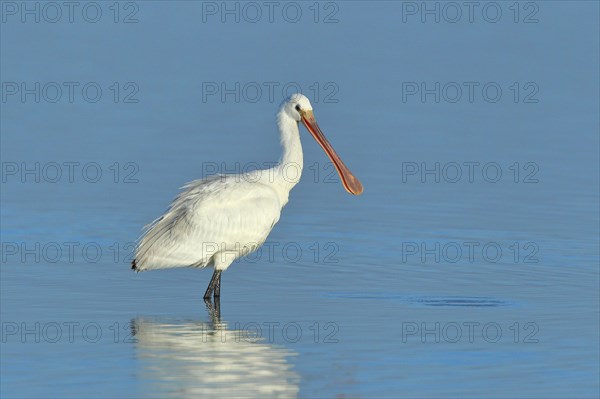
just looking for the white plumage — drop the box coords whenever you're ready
[134,175,283,271]
[132,94,362,298]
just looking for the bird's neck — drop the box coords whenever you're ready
[268,110,303,201]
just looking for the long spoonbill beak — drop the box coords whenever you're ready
[301,110,364,195]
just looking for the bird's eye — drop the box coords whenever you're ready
[295,104,301,111]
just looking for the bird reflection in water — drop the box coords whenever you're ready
[131,297,300,398]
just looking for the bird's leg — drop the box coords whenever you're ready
[204,295,221,322]
[213,295,221,319]
[203,269,222,299]
[213,271,222,298]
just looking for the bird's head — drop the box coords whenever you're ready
[283,93,313,122]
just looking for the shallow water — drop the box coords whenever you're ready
[1,2,599,398]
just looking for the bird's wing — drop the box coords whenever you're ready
[133,175,282,271]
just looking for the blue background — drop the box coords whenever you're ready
[1,1,599,398]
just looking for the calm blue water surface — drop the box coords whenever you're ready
[1,2,599,398]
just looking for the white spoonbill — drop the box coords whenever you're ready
[132,94,363,299]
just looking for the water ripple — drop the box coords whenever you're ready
[324,292,512,307]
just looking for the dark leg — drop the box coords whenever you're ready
[214,271,222,298]
[204,295,221,322]
[203,269,222,299]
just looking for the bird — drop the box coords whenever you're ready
[131,93,363,299]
